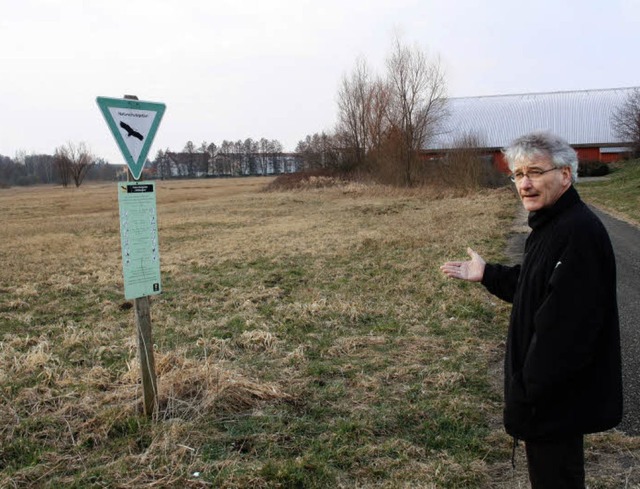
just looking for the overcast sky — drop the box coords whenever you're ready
[2,0,639,164]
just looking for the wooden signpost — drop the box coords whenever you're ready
[97,94,166,417]
[134,292,156,417]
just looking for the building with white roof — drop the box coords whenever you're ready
[425,87,636,170]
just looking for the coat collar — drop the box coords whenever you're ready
[527,185,581,231]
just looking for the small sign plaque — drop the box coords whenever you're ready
[118,182,161,299]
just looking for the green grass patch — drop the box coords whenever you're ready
[578,159,640,225]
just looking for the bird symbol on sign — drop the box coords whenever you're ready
[119,121,144,141]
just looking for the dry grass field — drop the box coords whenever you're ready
[1,177,638,488]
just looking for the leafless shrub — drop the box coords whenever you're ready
[264,170,347,191]
[54,142,95,187]
[425,133,507,190]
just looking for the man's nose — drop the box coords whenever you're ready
[518,176,533,189]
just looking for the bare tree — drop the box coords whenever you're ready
[205,142,218,176]
[386,37,448,186]
[269,139,284,174]
[367,78,392,158]
[258,138,270,175]
[296,132,340,171]
[73,146,93,186]
[243,138,258,175]
[230,140,242,175]
[183,140,197,177]
[0,155,18,187]
[337,57,374,170]
[218,140,234,176]
[153,149,173,180]
[611,88,640,157]
[197,141,210,176]
[54,143,94,187]
[54,154,71,187]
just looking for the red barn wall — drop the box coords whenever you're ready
[422,145,627,175]
[496,146,626,172]
[600,152,622,163]
[575,147,600,161]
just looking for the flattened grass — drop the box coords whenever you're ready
[1,178,638,488]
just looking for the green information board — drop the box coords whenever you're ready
[118,182,162,299]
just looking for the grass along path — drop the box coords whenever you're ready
[577,159,640,226]
[0,178,638,488]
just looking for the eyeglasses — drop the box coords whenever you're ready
[509,167,561,183]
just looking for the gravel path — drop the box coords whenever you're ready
[590,207,640,436]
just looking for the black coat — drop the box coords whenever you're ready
[482,186,623,441]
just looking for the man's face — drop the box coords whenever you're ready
[513,156,573,212]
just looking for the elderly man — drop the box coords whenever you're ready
[441,132,622,488]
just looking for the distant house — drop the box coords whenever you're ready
[425,87,637,171]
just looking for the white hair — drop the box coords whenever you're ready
[502,131,578,183]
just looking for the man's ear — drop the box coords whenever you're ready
[562,166,573,185]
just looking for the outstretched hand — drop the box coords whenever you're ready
[440,247,486,282]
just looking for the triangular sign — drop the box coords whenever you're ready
[96,97,166,180]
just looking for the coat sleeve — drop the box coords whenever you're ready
[481,263,520,303]
[520,227,616,402]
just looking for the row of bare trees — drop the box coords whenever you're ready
[150,138,294,179]
[297,37,449,186]
[0,142,112,188]
[0,153,56,187]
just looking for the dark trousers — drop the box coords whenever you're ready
[525,435,585,489]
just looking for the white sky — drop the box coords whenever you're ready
[2,0,640,164]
